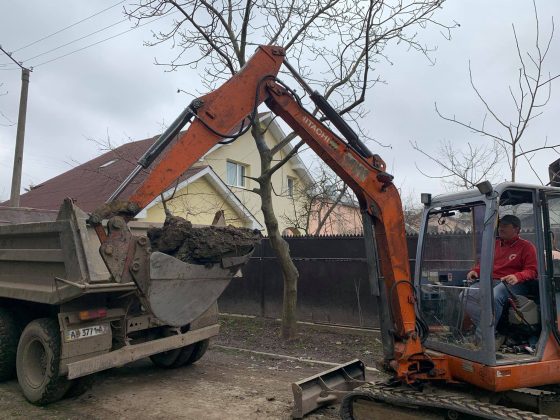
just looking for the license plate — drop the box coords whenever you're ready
[65,324,108,342]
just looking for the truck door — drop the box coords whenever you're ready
[541,193,560,340]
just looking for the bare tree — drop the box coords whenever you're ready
[282,165,360,235]
[435,0,560,184]
[126,0,454,339]
[400,188,423,233]
[411,140,503,190]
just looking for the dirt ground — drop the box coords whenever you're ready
[214,316,384,368]
[0,316,386,420]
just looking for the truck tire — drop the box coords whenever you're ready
[182,339,209,366]
[16,318,71,405]
[149,339,209,369]
[148,326,187,368]
[65,374,96,398]
[171,344,196,367]
[0,307,20,381]
[149,348,182,368]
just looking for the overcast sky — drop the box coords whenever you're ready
[1,1,559,205]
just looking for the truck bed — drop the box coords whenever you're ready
[0,200,129,304]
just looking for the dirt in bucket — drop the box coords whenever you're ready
[147,215,262,264]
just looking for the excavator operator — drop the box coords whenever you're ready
[463,215,538,340]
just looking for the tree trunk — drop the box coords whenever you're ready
[511,144,516,182]
[252,122,299,340]
[261,179,299,340]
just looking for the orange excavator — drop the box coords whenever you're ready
[91,45,560,418]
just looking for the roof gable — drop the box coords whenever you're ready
[5,136,204,212]
[138,166,263,229]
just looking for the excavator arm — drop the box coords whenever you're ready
[90,45,449,383]
[89,45,286,224]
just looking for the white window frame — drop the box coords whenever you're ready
[226,160,247,187]
[287,177,295,197]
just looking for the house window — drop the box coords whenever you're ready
[227,161,247,187]
[287,177,295,197]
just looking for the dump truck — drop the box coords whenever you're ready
[0,200,252,405]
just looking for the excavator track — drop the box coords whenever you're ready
[340,383,554,420]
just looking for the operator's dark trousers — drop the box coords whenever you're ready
[463,280,533,333]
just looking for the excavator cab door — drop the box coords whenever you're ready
[540,192,560,343]
[416,199,495,364]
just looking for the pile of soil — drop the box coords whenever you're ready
[147,215,262,264]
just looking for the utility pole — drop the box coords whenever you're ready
[9,68,30,207]
[0,45,32,207]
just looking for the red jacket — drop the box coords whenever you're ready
[473,236,538,282]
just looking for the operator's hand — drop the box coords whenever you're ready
[467,270,479,281]
[501,274,519,285]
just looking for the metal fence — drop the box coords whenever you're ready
[218,231,539,329]
[219,233,472,328]
[219,235,377,327]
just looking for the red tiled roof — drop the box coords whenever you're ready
[3,136,207,212]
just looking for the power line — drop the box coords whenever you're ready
[0,45,30,71]
[0,15,128,69]
[12,0,126,53]
[0,10,176,70]
[22,17,128,63]
[32,12,177,68]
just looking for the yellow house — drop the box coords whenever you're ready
[136,113,313,232]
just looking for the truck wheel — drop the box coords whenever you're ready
[16,318,71,405]
[0,307,20,381]
[183,339,209,366]
[65,374,96,398]
[171,344,196,367]
[154,339,209,369]
[149,348,182,368]
[149,339,209,368]
[148,326,184,368]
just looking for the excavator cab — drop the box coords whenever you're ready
[416,183,553,367]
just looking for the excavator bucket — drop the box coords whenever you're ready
[292,359,366,418]
[142,251,252,327]
[96,210,256,328]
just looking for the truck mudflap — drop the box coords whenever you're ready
[66,324,219,379]
[291,359,366,418]
[142,251,251,327]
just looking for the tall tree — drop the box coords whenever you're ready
[434,0,560,184]
[410,139,503,190]
[127,0,453,339]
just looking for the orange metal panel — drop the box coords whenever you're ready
[446,336,560,391]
